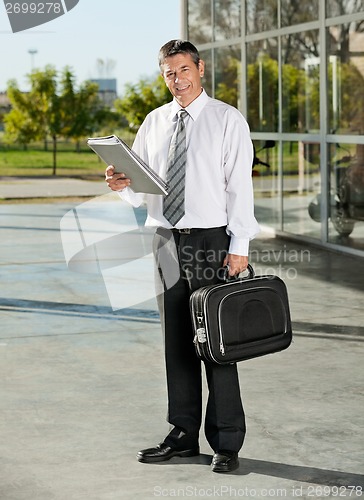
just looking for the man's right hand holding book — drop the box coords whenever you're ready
[105,165,131,192]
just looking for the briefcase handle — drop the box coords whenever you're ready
[224,263,255,281]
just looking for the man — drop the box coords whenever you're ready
[105,40,260,473]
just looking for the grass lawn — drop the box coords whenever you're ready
[0,148,105,178]
[0,132,137,178]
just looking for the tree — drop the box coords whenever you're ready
[114,74,171,129]
[4,66,103,174]
[328,61,364,133]
[327,0,364,65]
[5,66,61,174]
[187,0,212,44]
[247,56,279,132]
[4,83,39,148]
[215,55,240,107]
[59,68,101,151]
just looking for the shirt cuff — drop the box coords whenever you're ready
[228,235,250,256]
[117,187,143,208]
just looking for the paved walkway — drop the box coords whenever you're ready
[0,178,363,499]
[0,176,106,199]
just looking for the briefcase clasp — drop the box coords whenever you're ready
[196,328,207,343]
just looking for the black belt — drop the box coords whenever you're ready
[170,226,226,234]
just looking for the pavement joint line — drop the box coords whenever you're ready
[0,195,96,200]
[0,260,69,266]
[293,320,364,336]
[0,329,160,341]
[293,331,364,342]
[0,305,161,323]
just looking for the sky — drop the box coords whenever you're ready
[0,0,181,95]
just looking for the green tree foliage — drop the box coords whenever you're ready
[3,85,38,147]
[59,68,102,151]
[329,62,364,133]
[247,56,279,132]
[4,66,101,174]
[5,67,61,172]
[215,55,240,107]
[114,75,171,129]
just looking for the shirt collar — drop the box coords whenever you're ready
[170,89,209,122]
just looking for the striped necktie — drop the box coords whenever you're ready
[163,110,188,226]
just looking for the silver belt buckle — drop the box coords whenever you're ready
[179,228,191,234]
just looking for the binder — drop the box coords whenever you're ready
[87,135,168,195]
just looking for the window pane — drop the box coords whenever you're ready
[252,140,281,230]
[246,39,279,132]
[328,143,364,247]
[327,0,364,17]
[214,45,241,108]
[280,0,319,26]
[187,0,212,44]
[214,0,241,41]
[200,49,213,97]
[246,0,278,34]
[282,31,320,133]
[328,24,364,135]
[283,141,322,239]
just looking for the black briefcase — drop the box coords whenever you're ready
[189,265,292,364]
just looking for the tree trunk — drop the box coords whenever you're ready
[52,135,57,176]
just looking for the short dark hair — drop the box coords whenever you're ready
[158,40,200,70]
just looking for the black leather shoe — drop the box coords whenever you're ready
[137,442,200,463]
[211,450,239,473]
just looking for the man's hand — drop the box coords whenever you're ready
[223,254,248,276]
[105,165,131,191]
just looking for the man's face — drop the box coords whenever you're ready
[161,53,204,108]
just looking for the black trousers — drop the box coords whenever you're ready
[153,226,246,453]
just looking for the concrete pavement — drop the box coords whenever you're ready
[0,177,363,499]
[0,176,107,200]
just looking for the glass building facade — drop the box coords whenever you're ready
[181,0,364,256]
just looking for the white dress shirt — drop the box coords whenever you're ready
[119,89,260,255]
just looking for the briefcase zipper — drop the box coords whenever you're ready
[219,340,225,356]
[194,316,207,344]
[193,288,225,361]
[218,313,225,356]
[192,290,210,360]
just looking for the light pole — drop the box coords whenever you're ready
[28,49,38,71]
[257,49,264,131]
